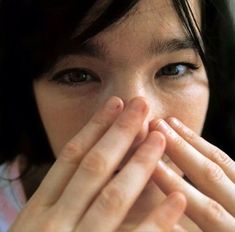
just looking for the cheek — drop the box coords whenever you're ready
[160,84,209,176]
[182,89,209,134]
[164,84,209,135]
[44,105,90,157]
[34,84,97,157]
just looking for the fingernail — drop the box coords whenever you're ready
[146,132,164,147]
[105,96,122,111]
[128,98,147,113]
[155,120,177,139]
[167,192,186,208]
[170,117,181,127]
[158,160,170,171]
[169,118,193,137]
[155,120,171,131]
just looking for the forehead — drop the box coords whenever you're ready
[88,0,201,54]
[58,0,202,67]
[91,0,201,33]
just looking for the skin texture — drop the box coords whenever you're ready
[34,0,208,169]
[10,0,235,230]
[31,0,209,230]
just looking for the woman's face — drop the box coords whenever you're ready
[33,0,209,169]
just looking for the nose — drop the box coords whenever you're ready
[106,76,155,149]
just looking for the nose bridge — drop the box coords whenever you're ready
[108,70,157,120]
[107,71,156,146]
[110,71,147,105]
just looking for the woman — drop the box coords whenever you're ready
[0,0,235,231]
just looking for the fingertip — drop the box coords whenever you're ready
[167,117,180,125]
[149,118,162,131]
[106,96,124,111]
[167,192,187,211]
[172,224,188,232]
[149,131,166,148]
[125,96,149,113]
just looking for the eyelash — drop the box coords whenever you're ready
[156,62,199,79]
[50,62,199,86]
[50,68,99,87]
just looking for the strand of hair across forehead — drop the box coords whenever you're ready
[74,0,140,43]
[172,0,208,72]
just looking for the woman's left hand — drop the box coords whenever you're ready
[151,117,235,232]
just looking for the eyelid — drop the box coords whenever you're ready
[50,68,99,81]
[156,62,200,77]
[162,62,200,70]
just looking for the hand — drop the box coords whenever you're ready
[10,97,186,232]
[152,118,235,232]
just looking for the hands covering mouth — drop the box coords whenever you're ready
[10,97,235,232]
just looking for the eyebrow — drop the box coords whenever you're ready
[68,37,197,60]
[148,37,197,56]
[68,40,109,60]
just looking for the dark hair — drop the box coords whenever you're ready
[0,0,234,169]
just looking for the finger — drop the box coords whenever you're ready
[54,97,149,223]
[31,96,124,206]
[132,192,186,232]
[172,224,188,232]
[167,117,235,182]
[76,131,165,232]
[152,119,235,216]
[153,161,235,232]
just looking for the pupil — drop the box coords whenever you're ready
[166,65,179,75]
[69,72,87,82]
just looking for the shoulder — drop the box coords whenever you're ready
[0,158,26,232]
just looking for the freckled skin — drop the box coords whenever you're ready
[33,0,208,230]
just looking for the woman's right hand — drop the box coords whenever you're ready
[10,96,186,232]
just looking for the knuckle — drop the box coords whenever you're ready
[133,224,158,232]
[60,141,81,164]
[91,115,108,128]
[184,127,196,141]
[80,149,107,175]
[204,199,225,225]
[203,161,224,183]
[115,115,138,133]
[173,136,185,147]
[132,146,156,167]
[210,147,223,161]
[210,146,233,167]
[116,119,134,131]
[98,184,125,215]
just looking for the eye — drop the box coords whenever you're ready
[156,63,199,79]
[50,68,99,86]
